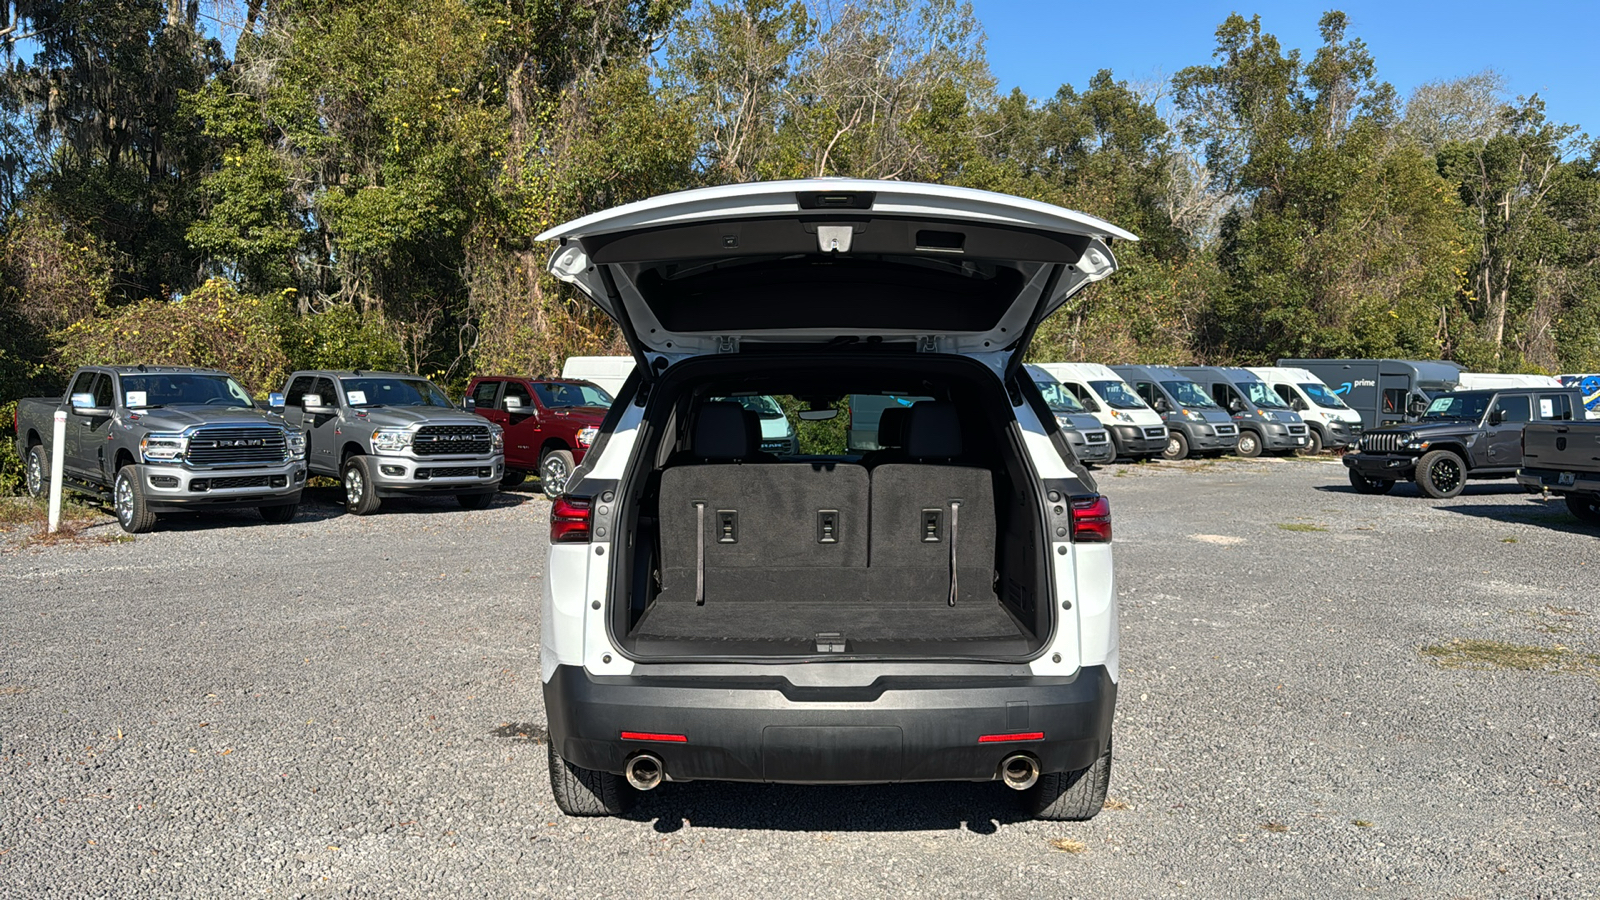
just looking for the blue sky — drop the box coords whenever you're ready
[969,0,1600,135]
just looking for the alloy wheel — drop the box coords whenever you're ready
[115,475,134,526]
[542,456,569,495]
[345,467,364,505]
[26,452,43,496]
[1429,457,1462,493]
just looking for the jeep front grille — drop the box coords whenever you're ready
[1361,433,1404,453]
[186,427,287,466]
[413,425,493,456]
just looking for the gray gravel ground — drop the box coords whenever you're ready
[2,460,1597,898]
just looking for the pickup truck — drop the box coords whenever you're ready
[273,370,503,514]
[465,376,611,498]
[1344,386,1586,499]
[13,365,307,532]
[1517,419,1600,525]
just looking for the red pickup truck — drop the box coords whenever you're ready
[465,376,612,497]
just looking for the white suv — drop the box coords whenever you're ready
[538,180,1126,820]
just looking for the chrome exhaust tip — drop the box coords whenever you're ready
[999,753,1040,791]
[625,753,665,791]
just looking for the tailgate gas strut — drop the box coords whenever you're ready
[596,263,656,405]
[1001,263,1065,405]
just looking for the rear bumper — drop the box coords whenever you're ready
[543,664,1116,784]
[139,462,305,512]
[1518,467,1600,495]
[1344,452,1417,479]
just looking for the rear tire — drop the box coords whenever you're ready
[1299,429,1324,456]
[547,742,632,817]
[1415,449,1466,499]
[457,491,493,510]
[1348,470,1395,495]
[1161,430,1190,461]
[342,455,382,515]
[1030,740,1111,821]
[1234,430,1262,458]
[259,504,298,524]
[1567,493,1600,526]
[113,466,158,534]
[540,449,576,499]
[26,445,48,499]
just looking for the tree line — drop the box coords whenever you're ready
[2,0,1597,414]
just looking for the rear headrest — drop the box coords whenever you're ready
[903,402,962,459]
[742,410,765,455]
[693,402,751,460]
[876,406,911,448]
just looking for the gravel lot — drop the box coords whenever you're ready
[3,460,1597,898]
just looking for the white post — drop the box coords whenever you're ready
[48,410,67,533]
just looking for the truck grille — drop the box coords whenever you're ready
[1085,431,1109,444]
[413,425,493,456]
[1287,424,1307,436]
[1215,423,1238,436]
[186,427,286,466]
[1142,426,1166,439]
[1361,433,1405,453]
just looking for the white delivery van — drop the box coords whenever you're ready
[562,356,639,397]
[1034,362,1167,461]
[1247,366,1365,453]
[1455,372,1563,390]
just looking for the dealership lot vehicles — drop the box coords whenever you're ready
[1112,365,1239,460]
[1246,366,1362,453]
[1345,386,1585,498]
[1174,367,1308,458]
[467,376,611,497]
[537,179,1125,820]
[274,370,503,514]
[14,366,305,532]
[1034,362,1166,460]
[1280,359,1461,431]
[1025,365,1114,466]
[1517,417,1600,525]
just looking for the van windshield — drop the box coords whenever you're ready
[1161,381,1219,409]
[1299,383,1350,410]
[1034,381,1086,414]
[1239,381,1290,409]
[1089,381,1147,410]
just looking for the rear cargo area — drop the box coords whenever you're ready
[609,355,1057,659]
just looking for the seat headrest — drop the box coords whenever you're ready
[903,402,962,458]
[742,410,765,455]
[876,406,911,448]
[693,402,751,460]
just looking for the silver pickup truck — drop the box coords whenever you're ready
[273,370,503,514]
[1518,418,1600,526]
[13,366,307,532]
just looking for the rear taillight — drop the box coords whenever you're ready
[550,496,592,543]
[1070,495,1112,543]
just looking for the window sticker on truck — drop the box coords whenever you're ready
[347,390,367,405]
[125,391,147,408]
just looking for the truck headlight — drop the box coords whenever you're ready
[492,425,506,451]
[286,430,307,460]
[140,433,188,463]
[371,428,414,453]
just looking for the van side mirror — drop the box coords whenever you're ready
[70,393,111,416]
[268,392,285,410]
[502,396,523,412]
[302,393,335,415]
[1407,396,1427,416]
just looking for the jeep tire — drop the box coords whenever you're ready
[1415,449,1467,499]
[342,455,382,515]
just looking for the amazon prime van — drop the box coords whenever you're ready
[1246,366,1363,453]
[1111,365,1239,460]
[1279,359,1462,430]
[1033,363,1166,461]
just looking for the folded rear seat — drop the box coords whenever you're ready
[656,403,868,606]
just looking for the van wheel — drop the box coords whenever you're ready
[540,449,576,499]
[1415,449,1466,499]
[1030,740,1111,821]
[113,467,158,534]
[1162,431,1190,461]
[259,503,298,524]
[547,742,632,816]
[1567,493,1600,525]
[1348,471,1395,495]
[342,456,382,515]
[26,445,49,498]
[501,469,527,489]
[1234,431,1262,458]
[457,491,493,510]
[1298,429,1324,456]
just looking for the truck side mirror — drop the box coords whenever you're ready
[268,392,285,410]
[503,396,523,412]
[1488,408,1504,426]
[463,397,475,411]
[301,393,335,415]
[70,393,111,416]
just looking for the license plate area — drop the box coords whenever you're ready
[1559,471,1576,486]
[761,725,904,783]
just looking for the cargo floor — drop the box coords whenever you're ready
[629,598,1029,648]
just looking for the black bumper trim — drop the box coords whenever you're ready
[543,665,1116,784]
[1344,453,1418,477]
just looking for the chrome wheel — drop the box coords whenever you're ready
[26,450,44,497]
[345,467,364,505]
[115,474,135,525]
[541,455,569,495]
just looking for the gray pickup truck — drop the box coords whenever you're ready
[1517,418,1600,525]
[13,365,307,532]
[273,370,503,514]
